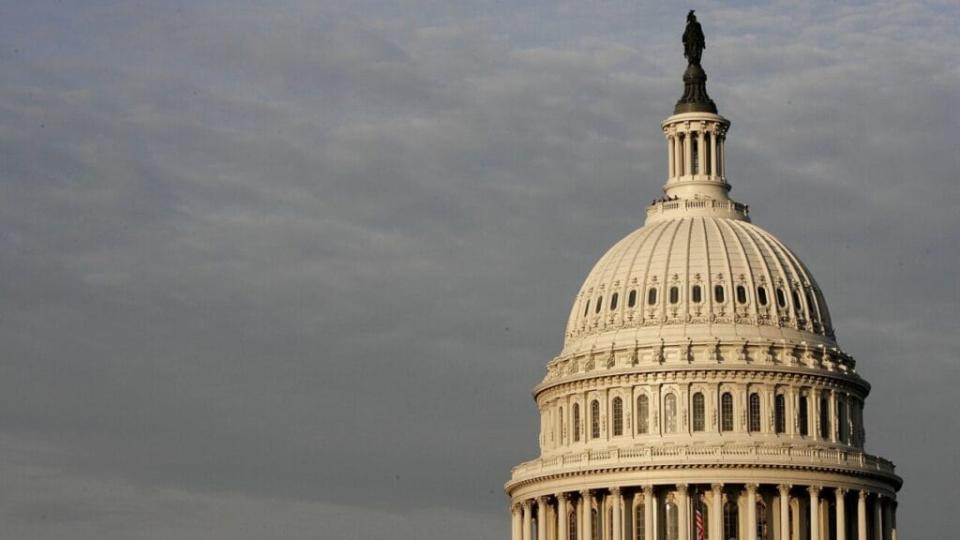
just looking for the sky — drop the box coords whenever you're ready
[0,0,957,538]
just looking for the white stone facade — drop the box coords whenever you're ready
[505,52,900,540]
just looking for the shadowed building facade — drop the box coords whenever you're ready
[505,13,901,540]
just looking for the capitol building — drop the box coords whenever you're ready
[505,13,901,540]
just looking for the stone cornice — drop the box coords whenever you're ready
[506,444,900,492]
[533,364,869,402]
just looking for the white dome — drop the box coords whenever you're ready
[563,215,834,355]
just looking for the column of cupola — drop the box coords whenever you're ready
[661,113,730,201]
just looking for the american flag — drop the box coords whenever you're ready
[694,492,704,540]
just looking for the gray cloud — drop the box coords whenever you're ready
[0,1,956,538]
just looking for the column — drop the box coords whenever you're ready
[778,485,790,540]
[709,129,717,178]
[582,490,593,540]
[683,130,692,177]
[523,500,533,540]
[808,486,821,540]
[889,501,897,540]
[873,495,883,540]
[513,503,522,540]
[829,391,838,443]
[537,497,548,540]
[667,135,677,178]
[644,486,655,540]
[697,130,705,177]
[677,484,689,540]
[632,492,642,540]
[612,488,623,540]
[558,494,569,540]
[710,484,723,540]
[746,484,758,540]
[835,489,847,540]
[857,491,867,540]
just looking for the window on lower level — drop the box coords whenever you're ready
[775,394,786,434]
[721,392,734,432]
[748,393,761,432]
[573,403,581,442]
[799,393,809,436]
[612,397,623,436]
[692,392,705,432]
[664,394,677,433]
[637,395,649,434]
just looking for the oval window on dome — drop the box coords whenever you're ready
[595,296,603,314]
[584,299,590,316]
[792,290,802,310]
[647,288,657,305]
[669,286,679,304]
[757,286,768,306]
[714,285,725,303]
[610,292,619,310]
[776,288,786,308]
[736,285,748,304]
[692,285,702,303]
[805,290,818,320]
[627,289,637,308]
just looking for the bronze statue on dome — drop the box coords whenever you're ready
[682,10,705,66]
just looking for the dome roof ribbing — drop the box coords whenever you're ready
[563,216,834,355]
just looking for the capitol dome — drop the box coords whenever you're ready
[564,215,835,356]
[507,12,900,540]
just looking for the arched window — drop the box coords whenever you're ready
[799,393,809,436]
[692,392,705,432]
[628,290,637,308]
[757,286,768,306]
[736,285,748,304]
[714,285,725,303]
[612,397,623,436]
[748,393,761,432]
[775,394,786,434]
[820,394,830,439]
[590,400,601,439]
[721,392,734,432]
[665,501,679,540]
[637,395,649,434]
[664,394,677,433]
[757,501,769,540]
[647,287,658,305]
[595,296,603,314]
[838,399,848,443]
[568,511,578,540]
[776,288,787,308]
[669,286,679,304]
[723,501,739,539]
[635,503,645,540]
[610,293,619,310]
[692,285,702,303]
[573,403,581,442]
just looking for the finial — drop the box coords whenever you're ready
[675,10,717,114]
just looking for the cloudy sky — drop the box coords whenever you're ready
[0,1,957,538]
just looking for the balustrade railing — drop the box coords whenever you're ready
[510,443,896,480]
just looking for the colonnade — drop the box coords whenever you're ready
[665,124,726,181]
[511,483,896,540]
